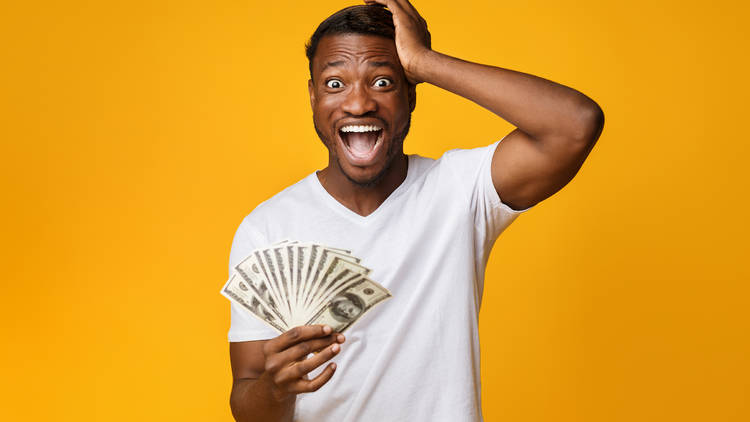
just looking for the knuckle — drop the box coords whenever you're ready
[288,327,301,340]
[264,358,279,373]
[297,342,311,355]
[295,381,311,393]
[294,382,310,394]
[296,364,308,378]
[317,340,332,353]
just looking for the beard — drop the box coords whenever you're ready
[313,114,411,188]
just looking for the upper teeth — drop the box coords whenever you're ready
[340,125,381,133]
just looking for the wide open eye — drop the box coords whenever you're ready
[326,79,343,89]
[374,78,392,88]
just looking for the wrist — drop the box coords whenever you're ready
[404,48,436,85]
[406,49,441,85]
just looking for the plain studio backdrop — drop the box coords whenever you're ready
[1,0,748,420]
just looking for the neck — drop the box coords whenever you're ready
[317,153,409,217]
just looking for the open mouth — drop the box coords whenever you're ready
[338,124,384,164]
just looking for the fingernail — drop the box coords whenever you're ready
[332,344,340,353]
[331,362,337,370]
[337,334,345,343]
[323,325,332,334]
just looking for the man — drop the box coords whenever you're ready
[227,1,604,421]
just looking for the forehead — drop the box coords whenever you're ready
[312,33,401,74]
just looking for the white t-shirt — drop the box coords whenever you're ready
[227,139,533,422]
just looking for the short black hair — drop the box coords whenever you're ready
[305,5,395,80]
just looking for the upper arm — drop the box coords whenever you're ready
[491,110,603,211]
[230,340,267,381]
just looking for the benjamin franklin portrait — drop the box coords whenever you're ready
[330,293,365,322]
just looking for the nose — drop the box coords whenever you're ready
[341,83,377,116]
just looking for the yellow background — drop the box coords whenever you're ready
[2,0,748,420]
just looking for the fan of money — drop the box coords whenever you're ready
[221,241,391,334]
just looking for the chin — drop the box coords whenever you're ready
[338,158,392,188]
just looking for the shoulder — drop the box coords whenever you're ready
[234,173,317,239]
[438,142,499,169]
[229,174,316,271]
[407,153,437,176]
[404,143,500,189]
[413,142,499,187]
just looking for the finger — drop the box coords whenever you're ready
[387,0,424,23]
[364,0,389,10]
[264,325,332,355]
[373,0,427,37]
[397,0,429,31]
[264,333,345,375]
[366,0,408,17]
[393,0,420,16]
[275,343,341,385]
[271,334,339,368]
[390,0,430,46]
[288,362,337,394]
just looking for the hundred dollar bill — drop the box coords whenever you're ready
[254,249,292,321]
[221,273,287,333]
[235,253,287,322]
[304,257,371,320]
[306,278,391,333]
[301,249,365,312]
[292,245,305,311]
[268,246,295,322]
[298,244,324,314]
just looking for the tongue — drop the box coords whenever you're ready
[345,132,379,156]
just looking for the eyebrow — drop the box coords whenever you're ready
[370,61,398,70]
[321,60,399,72]
[322,60,345,71]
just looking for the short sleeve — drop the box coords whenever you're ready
[440,136,534,262]
[225,217,280,342]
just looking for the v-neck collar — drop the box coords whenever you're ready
[309,155,416,224]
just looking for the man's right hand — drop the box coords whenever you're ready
[229,325,345,422]
[260,325,344,401]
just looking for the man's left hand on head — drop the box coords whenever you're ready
[364,0,432,85]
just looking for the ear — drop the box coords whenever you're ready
[308,78,315,108]
[408,83,416,113]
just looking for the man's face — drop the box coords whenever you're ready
[308,33,415,186]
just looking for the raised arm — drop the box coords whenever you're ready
[365,0,605,210]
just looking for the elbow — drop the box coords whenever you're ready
[229,378,254,421]
[571,99,605,147]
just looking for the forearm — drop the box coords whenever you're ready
[413,50,602,143]
[230,377,295,422]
